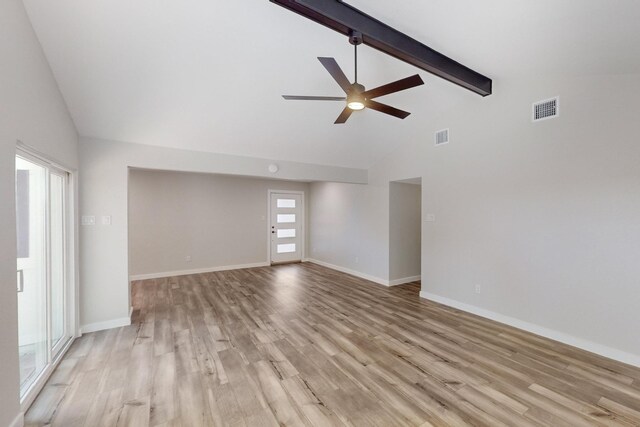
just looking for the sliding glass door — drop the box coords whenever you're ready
[16,152,72,402]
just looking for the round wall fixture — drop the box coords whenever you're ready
[268,163,279,173]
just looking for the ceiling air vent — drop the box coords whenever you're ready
[435,129,449,146]
[533,97,559,122]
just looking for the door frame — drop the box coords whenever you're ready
[267,189,305,265]
[15,143,78,411]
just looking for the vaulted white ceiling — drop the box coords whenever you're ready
[23,0,640,168]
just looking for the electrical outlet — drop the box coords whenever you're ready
[355,257,359,263]
[185,255,192,262]
[475,284,481,294]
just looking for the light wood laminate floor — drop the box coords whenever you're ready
[26,263,640,426]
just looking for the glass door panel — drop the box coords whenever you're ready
[16,156,48,397]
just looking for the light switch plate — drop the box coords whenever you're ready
[425,214,436,222]
[81,215,96,226]
[102,215,112,225]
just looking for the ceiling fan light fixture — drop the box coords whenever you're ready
[347,88,366,110]
[347,100,365,111]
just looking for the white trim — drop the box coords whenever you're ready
[305,258,390,286]
[129,262,270,281]
[305,259,419,287]
[69,169,80,339]
[80,316,131,334]
[16,140,76,173]
[267,189,305,264]
[8,413,24,427]
[388,275,421,287]
[419,291,640,368]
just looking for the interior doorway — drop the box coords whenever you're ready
[389,178,422,287]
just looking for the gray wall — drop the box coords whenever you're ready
[389,182,421,281]
[128,169,309,276]
[309,73,640,365]
[0,0,78,424]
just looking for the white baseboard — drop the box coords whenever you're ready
[388,275,421,287]
[80,316,131,334]
[420,291,640,368]
[8,412,24,427]
[129,262,270,281]
[305,258,390,286]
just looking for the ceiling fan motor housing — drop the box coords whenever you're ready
[347,83,366,111]
[350,83,365,94]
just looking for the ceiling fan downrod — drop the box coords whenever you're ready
[349,31,363,84]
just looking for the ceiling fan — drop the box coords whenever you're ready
[282,32,424,124]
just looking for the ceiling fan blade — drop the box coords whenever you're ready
[362,75,424,99]
[334,107,353,124]
[282,95,346,101]
[366,100,411,119]
[318,57,352,93]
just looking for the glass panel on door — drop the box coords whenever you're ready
[277,243,297,253]
[277,214,296,223]
[16,156,48,397]
[276,199,296,208]
[277,229,296,238]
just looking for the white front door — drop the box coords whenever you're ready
[270,192,303,264]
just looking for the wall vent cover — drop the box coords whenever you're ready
[435,128,449,146]
[533,97,559,122]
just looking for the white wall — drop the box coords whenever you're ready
[128,169,309,277]
[309,73,640,365]
[389,182,421,282]
[309,181,389,283]
[79,137,367,332]
[0,0,78,424]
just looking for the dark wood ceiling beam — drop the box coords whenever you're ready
[270,0,492,96]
